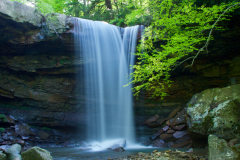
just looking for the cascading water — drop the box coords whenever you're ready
[73,18,140,148]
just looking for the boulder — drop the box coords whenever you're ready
[7,144,22,160]
[21,146,53,160]
[208,134,240,160]
[0,151,7,160]
[186,84,240,140]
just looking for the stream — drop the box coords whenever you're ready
[45,147,208,160]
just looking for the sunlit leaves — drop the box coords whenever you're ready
[127,0,240,99]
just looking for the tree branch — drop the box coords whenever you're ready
[183,3,240,70]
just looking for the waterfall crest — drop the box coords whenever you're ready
[73,18,140,147]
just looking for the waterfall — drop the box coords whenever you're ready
[73,18,140,147]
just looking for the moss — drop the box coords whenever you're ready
[0,127,5,133]
[0,114,4,119]
[42,127,51,131]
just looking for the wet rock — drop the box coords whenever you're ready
[2,134,9,141]
[167,106,181,119]
[7,144,22,160]
[175,135,191,144]
[228,138,238,147]
[150,133,160,140]
[153,139,167,147]
[4,115,15,123]
[14,140,25,147]
[172,110,186,125]
[166,129,175,134]
[109,139,126,149]
[209,134,240,160]
[172,124,186,131]
[160,134,175,141]
[162,125,169,131]
[147,118,166,128]
[166,141,174,148]
[173,131,188,139]
[170,140,192,148]
[21,146,53,160]
[38,131,50,140]
[111,147,125,152]
[0,141,12,145]
[0,151,7,160]
[143,114,159,125]
[15,125,36,138]
[52,129,62,137]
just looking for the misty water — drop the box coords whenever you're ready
[73,17,141,149]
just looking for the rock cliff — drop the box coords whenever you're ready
[0,0,240,143]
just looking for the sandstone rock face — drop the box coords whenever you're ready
[21,146,53,160]
[186,84,240,140]
[0,0,85,129]
[208,134,240,160]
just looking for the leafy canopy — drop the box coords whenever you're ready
[125,0,240,99]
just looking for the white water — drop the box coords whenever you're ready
[73,18,140,148]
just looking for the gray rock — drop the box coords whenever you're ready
[21,146,53,160]
[186,84,240,140]
[0,151,7,160]
[208,134,240,160]
[37,131,50,140]
[0,0,68,33]
[7,144,22,160]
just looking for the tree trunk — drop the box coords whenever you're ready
[105,0,112,9]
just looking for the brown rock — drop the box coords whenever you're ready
[172,110,186,126]
[167,129,175,134]
[150,133,160,140]
[4,115,15,123]
[143,115,159,125]
[160,134,175,141]
[175,135,191,144]
[153,139,167,147]
[228,138,238,147]
[162,125,169,131]
[172,124,186,131]
[147,118,166,128]
[38,131,50,140]
[167,106,181,120]
[112,147,125,152]
[170,140,192,148]
[173,131,188,139]
[15,125,36,138]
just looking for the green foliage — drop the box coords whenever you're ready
[42,127,51,130]
[0,127,5,133]
[0,114,4,119]
[126,0,240,99]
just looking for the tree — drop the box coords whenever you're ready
[125,0,240,99]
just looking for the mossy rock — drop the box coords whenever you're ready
[21,146,53,160]
[208,134,240,160]
[187,84,240,140]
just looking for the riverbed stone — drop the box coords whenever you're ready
[0,151,7,160]
[208,134,240,160]
[7,144,22,160]
[21,146,53,160]
[186,84,240,140]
